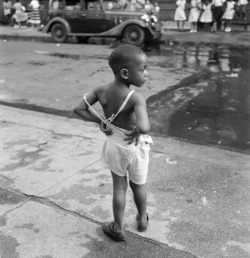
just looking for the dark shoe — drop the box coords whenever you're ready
[102,222,126,242]
[136,213,149,232]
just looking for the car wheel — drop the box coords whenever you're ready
[123,25,145,46]
[51,23,68,43]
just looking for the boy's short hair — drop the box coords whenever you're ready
[109,44,145,75]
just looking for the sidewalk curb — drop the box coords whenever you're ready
[0,33,53,42]
[1,32,250,49]
[1,102,250,166]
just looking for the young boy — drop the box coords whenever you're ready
[73,44,153,242]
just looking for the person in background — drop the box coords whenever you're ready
[3,0,12,24]
[188,0,201,32]
[52,0,59,9]
[144,0,154,13]
[136,0,145,9]
[28,0,41,28]
[211,0,226,31]
[237,0,248,20]
[126,0,136,11]
[222,0,236,31]
[118,0,127,10]
[174,0,187,31]
[12,0,29,28]
[154,1,160,14]
[199,0,213,31]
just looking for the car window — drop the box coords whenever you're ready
[52,0,65,10]
[52,0,83,10]
[102,0,120,10]
[85,0,102,10]
[102,0,144,11]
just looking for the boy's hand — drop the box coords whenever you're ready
[124,126,141,145]
[99,121,113,136]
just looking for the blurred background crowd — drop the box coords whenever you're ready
[0,0,249,32]
[173,0,248,32]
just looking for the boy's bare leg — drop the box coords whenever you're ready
[129,180,147,221]
[111,171,127,232]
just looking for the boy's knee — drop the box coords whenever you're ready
[113,183,128,191]
[112,175,128,191]
[129,180,145,190]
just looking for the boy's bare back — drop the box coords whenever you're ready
[74,44,150,144]
[87,81,147,132]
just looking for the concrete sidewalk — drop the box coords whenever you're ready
[1,23,250,47]
[1,105,250,258]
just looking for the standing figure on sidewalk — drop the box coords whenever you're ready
[188,0,201,32]
[3,0,12,24]
[154,1,160,15]
[199,0,213,31]
[12,0,29,28]
[236,0,248,20]
[211,0,226,31]
[174,0,187,31]
[222,0,236,31]
[28,0,41,28]
[73,44,153,242]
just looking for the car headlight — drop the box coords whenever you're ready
[141,14,150,23]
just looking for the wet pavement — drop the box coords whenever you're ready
[147,44,250,154]
[1,25,250,155]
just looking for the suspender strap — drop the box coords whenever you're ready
[83,94,108,125]
[106,90,135,123]
[83,90,135,124]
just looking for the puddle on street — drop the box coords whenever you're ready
[147,43,250,154]
[33,40,250,153]
[48,53,81,60]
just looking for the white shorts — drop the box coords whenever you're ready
[101,125,152,185]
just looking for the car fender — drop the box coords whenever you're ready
[98,19,149,37]
[43,17,71,34]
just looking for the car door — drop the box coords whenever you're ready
[81,0,113,33]
[61,0,89,33]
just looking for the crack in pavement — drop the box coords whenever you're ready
[0,186,197,256]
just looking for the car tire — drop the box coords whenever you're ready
[51,23,68,43]
[123,25,145,46]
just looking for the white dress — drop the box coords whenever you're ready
[29,0,41,24]
[188,0,201,22]
[199,3,213,23]
[13,2,28,23]
[174,0,186,21]
[222,1,235,20]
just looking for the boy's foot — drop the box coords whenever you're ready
[102,222,126,242]
[136,213,149,232]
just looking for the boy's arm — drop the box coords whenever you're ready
[133,93,150,134]
[73,91,101,124]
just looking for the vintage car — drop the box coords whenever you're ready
[42,0,161,45]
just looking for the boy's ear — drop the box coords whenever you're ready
[120,68,128,79]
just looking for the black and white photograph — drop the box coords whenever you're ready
[0,0,249,257]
